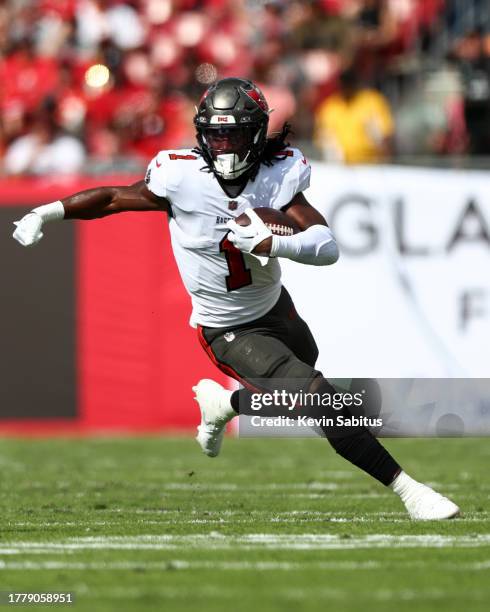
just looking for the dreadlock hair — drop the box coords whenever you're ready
[192,122,294,181]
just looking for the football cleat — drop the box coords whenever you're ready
[193,379,236,458]
[392,471,460,520]
[402,483,460,520]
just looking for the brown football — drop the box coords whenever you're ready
[235,207,300,236]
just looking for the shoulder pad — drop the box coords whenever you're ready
[144,149,200,198]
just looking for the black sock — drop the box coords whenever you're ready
[232,381,401,486]
[326,430,401,486]
[230,389,251,413]
[312,379,401,486]
[230,389,240,413]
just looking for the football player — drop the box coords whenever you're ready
[13,78,459,520]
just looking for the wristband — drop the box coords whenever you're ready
[32,201,65,222]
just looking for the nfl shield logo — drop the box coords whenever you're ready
[228,201,238,211]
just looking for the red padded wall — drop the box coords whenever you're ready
[0,177,230,434]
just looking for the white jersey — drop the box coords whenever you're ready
[145,147,311,328]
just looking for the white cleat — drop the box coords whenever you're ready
[193,379,235,458]
[402,483,460,520]
[391,470,460,520]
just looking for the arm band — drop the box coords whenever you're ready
[270,224,339,266]
[32,201,65,222]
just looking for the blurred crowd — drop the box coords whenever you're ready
[1,0,490,175]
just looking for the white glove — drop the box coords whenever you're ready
[13,212,44,247]
[226,209,271,266]
[12,201,65,247]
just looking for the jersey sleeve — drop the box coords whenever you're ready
[144,153,167,198]
[271,148,311,211]
[144,150,193,201]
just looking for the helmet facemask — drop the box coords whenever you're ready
[198,124,266,180]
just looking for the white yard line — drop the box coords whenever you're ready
[12,509,485,520]
[71,585,462,603]
[0,560,381,571]
[163,482,348,491]
[161,481,483,492]
[0,558,490,573]
[4,511,488,529]
[2,517,482,528]
[1,533,490,554]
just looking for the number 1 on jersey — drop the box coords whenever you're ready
[220,235,252,291]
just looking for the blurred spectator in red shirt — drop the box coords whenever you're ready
[0,38,59,115]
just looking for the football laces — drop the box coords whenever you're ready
[266,223,294,236]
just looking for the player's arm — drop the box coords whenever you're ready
[266,192,338,265]
[12,181,168,247]
[236,192,339,266]
[282,191,328,230]
[63,180,167,218]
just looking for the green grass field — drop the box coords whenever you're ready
[0,436,488,611]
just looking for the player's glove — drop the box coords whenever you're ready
[226,208,271,266]
[12,212,45,247]
[13,201,65,247]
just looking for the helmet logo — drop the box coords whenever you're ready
[242,85,269,113]
[210,115,236,124]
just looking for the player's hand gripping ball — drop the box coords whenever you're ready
[226,208,272,256]
[226,207,299,265]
